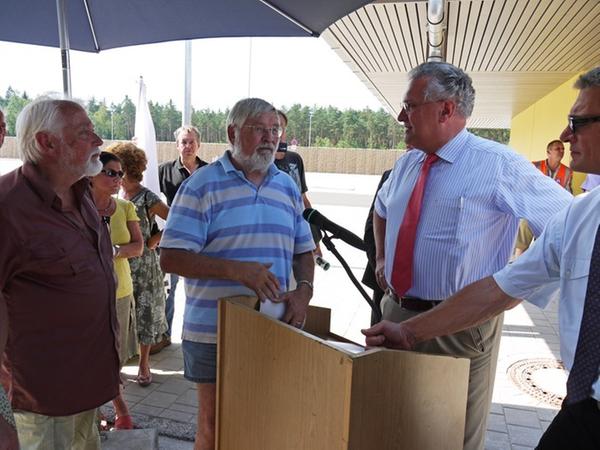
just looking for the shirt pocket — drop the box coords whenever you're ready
[428,196,463,240]
[26,239,79,277]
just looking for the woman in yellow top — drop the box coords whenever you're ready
[91,151,143,430]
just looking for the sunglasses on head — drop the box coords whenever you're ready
[101,169,124,178]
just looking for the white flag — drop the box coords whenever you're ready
[134,77,160,196]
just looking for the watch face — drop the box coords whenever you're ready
[277,142,288,153]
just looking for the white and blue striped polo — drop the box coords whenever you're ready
[160,151,315,343]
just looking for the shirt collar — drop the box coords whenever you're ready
[175,155,202,170]
[434,128,469,164]
[22,162,89,208]
[219,150,279,180]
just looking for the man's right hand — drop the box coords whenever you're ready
[361,320,416,350]
[236,262,280,301]
[375,257,388,291]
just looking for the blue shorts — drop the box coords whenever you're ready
[182,340,217,383]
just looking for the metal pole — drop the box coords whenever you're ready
[183,41,192,126]
[56,0,72,97]
[308,110,314,147]
[247,38,253,97]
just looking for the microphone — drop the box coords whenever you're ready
[303,208,365,251]
[315,255,331,271]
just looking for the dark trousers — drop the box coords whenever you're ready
[536,398,600,450]
[165,272,179,337]
[369,288,384,325]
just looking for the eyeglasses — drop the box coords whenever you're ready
[243,125,283,138]
[401,100,442,114]
[568,115,600,133]
[101,169,124,178]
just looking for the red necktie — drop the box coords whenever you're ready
[391,153,439,297]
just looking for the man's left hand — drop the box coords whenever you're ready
[276,284,312,328]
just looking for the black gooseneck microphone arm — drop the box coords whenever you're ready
[319,231,382,319]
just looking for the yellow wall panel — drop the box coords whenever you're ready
[509,73,588,194]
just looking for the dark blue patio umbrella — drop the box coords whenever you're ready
[0,0,372,95]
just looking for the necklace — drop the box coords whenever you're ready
[96,197,114,214]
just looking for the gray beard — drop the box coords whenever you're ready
[83,155,103,177]
[231,143,275,174]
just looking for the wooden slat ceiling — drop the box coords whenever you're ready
[323,0,600,128]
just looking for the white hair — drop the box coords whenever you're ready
[226,98,278,132]
[16,97,85,164]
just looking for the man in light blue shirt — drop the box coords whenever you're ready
[371,62,572,450]
[365,66,600,450]
[160,98,315,450]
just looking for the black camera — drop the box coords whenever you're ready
[277,142,288,153]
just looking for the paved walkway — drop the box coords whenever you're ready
[0,159,564,449]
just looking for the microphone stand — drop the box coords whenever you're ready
[320,231,382,319]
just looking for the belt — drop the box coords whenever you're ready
[388,291,441,312]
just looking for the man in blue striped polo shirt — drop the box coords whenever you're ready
[370,62,572,450]
[160,98,315,450]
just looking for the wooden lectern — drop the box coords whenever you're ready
[216,297,469,450]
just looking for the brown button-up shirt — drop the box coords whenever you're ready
[0,163,120,416]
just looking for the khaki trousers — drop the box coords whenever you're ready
[381,293,503,450]
[13,408,100,450]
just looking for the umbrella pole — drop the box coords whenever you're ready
[56,0,72,98]
[183,41,192,126]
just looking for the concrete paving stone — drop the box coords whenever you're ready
[176,389,199,407]
[159,409,194,423]
[504,408,541,428]
[168,403,196,413]
[154,357,184,370]
[158,436,194,450]
[131,403,165,417]
[124,380,162,396]
[485,430,511,450]
[547,343,561,354]
[101,429,158,450]
[533,325,555,335]
[122,392,145,405]
[503,404,537,412]
[154,371,186,381]
[155,379,193,396]
[140,390,179,408]
[507,424,544,447]
[540,420,552,433]
[539,335,560,344]
[487,413,507,433]
[162,344,182,354]
[536,408,558,422]
[512,446,535,450]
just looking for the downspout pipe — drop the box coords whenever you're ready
[427,0,446,62]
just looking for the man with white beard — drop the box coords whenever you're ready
[0,98,120,449]
[160,98,315,450]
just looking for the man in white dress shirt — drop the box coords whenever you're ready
[364,65,600,450]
